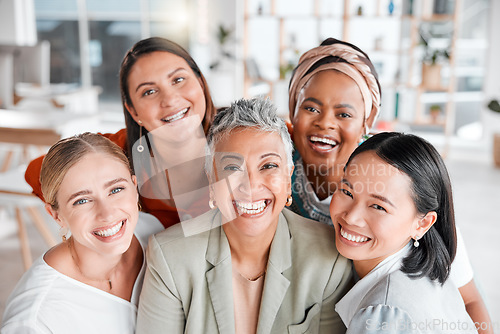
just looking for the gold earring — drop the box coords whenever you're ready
[137,202,142,211]
[59,226,69,242]
[286,195,293,207]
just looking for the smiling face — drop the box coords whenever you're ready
[329,151,422,276]
[292,70,365,180]
[50,152,139,257]
[125,51,206,139]
[211,128,292,239]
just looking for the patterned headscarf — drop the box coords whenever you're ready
[289,38,381,134]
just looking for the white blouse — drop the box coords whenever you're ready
[1,212,163,334]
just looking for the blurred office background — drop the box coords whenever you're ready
[0,0,499,327]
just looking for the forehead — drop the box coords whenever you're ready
[128,51,192,79]
[214,128,285,159]
[345,151,412,196]
[59,153,130,190]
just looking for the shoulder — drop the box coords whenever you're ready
[283,208,336,251]
[347,304,418,334]
[2,258,62,329]
[147,209,218,262]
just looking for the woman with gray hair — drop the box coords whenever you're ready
[137,97,352,334]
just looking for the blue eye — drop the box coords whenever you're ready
[73,198,88,206]
[110,187,124,195]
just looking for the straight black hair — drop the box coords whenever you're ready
[346,132,457,284]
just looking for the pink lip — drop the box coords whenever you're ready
[307,134,339,154]
[336,223,371,247]
[232,199,271,219]
[161,107,190,123]
[92,219,127,243]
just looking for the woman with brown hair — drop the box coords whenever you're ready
[24,37,218,229]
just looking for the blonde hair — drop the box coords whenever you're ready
[40,132,132,210]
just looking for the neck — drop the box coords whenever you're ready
[352,259,381,279]
[68,237,125,288]
[223,223,276,279]
[150,130,206,168]
[304,164,341,201]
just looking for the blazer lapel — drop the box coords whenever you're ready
[257,213,292,334]
[206,212,235,334]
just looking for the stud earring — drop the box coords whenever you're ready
[286,195,293,207]
[137,120,144,152]
[413,236,420,248]
[59,226,69,242]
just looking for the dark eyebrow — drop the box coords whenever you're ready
[341,178,352,188]
[303,97,323,106]
[334,103,356,111]
[134,67,188,92]
[370,194,396,208]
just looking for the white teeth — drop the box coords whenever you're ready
[340,227,368,243]
[94,221,124,237]
[310,136,337,146]
[163,108,188,122]
[236,200,267,215]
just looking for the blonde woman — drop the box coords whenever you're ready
[2,133,162,334]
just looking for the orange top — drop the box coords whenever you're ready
[24,128,208,229]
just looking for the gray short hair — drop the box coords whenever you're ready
[205,97,294,177]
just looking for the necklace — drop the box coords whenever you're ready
[239,269,266,282]
[67,238,114,290]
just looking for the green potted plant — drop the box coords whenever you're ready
[487,99,500,168]
[429,104,442,124]
[419,28,450,90]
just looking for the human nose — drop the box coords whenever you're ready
[313,110,337,130]
[341,202,365,228]
[159,86,179,108]
[237,169,263,200]
[94,199,115,222]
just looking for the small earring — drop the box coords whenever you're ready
[286,195,293,207]
[137,121,144,152]
[413,236,420,248]
[137,202,142,211]
[59,226,69,243]
[358,134,369,146]
[209,199,216,209]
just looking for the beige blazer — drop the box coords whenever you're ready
[136,208,352,334]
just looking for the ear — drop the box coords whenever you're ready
[287,165,295,194]
[414,211,437,239]
[45,203,64,228]
[131,174,137,187]
[364,105,379,132]
[125,102,140,124]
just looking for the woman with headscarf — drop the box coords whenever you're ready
[287,38,492,331]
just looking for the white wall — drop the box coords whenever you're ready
[0,0,37,45]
